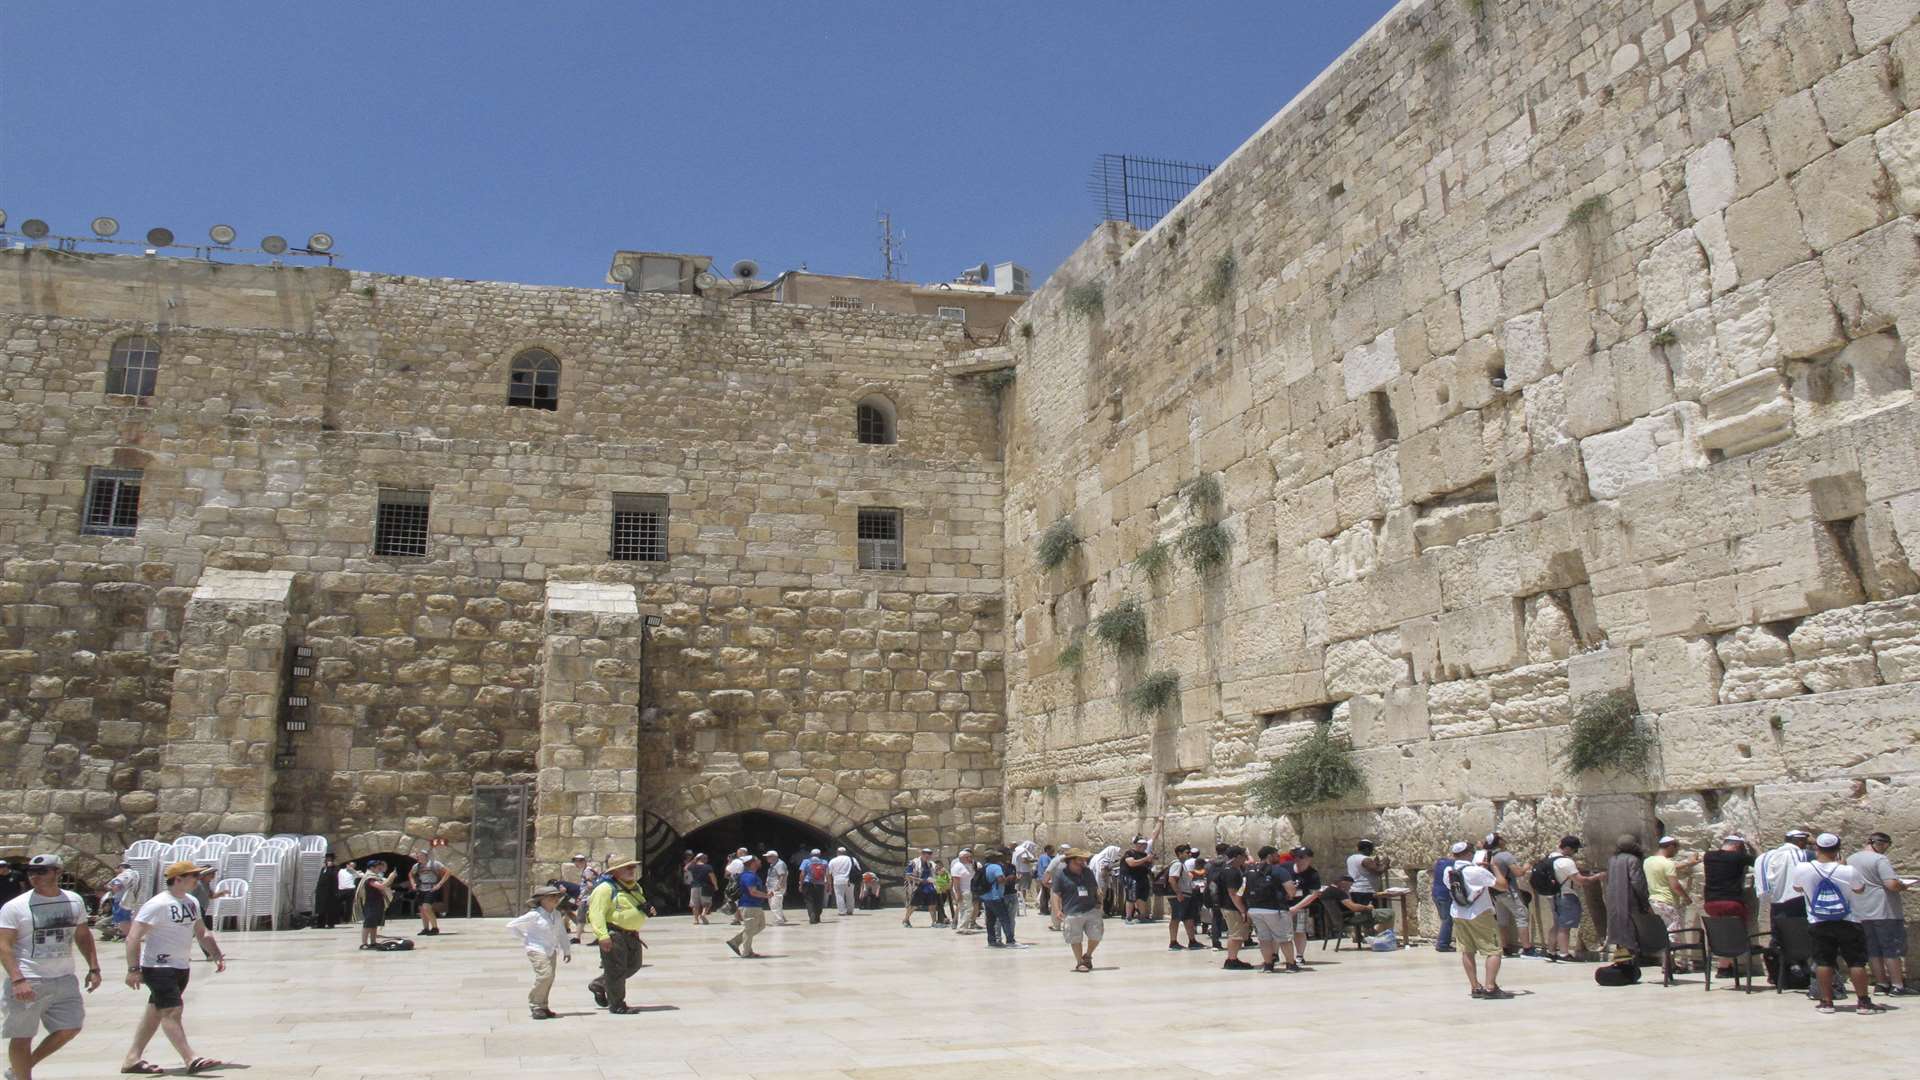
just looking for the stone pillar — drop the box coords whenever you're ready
[157,569,296,837]
[534,582,642,886]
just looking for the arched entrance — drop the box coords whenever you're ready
[353,851,483,921]
[674,811,834,911]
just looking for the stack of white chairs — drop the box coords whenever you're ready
[199,838,230,869]
[209,879,250,931]
[203,833,234,848]
[220,835,262,886]
[294,836,328,916]
[248,839,298,930]
[121,840,164,910]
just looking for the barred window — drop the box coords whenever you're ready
[936,305,967,322]
[82,467,141,537]
[857,508,903,571]
[507,349,560,410]
[374,488,431,558]
[829,295,864,311]
[106,335,160,396]
[610,493,668,562]
[856,395,896,445]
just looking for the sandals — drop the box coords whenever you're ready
[186,1059,227,1075]
[121,1063,166,1075]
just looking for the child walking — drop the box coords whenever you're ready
[506,884,573,1019]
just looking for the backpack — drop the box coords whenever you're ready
[807,861,827,884]
[373,938,415,952]
[1594,961,1641,986]
[1445,864,1477,907]
[1807,865,1852,920]
[1529,856,1561,897]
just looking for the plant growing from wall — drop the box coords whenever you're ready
[1178,521,1232,573]
[1183,473,1224,517]
[1063,280,1106,318]
[1133,784,1149,811]
[1057,637,1085,672]
[982,368,1017,392]
[1036,518,1080,571]
[1125,669,1181,714]
[1565,194,1608,230]
[1018,321,1035,339]
[1091,596,1149,659]
[1465,0,1487,17]
[1133,539,1173,585]
[1423,39,1453,64]
[1651,326,1677,348]
[1199,251,1237,306]
[1557,693,1653,776]
[1248,720,1365,814]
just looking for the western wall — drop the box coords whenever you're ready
[998,0,1920,915]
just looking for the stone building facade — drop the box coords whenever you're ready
[999,0,1920,918]
[5,0,1920,948]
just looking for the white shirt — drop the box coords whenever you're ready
[1448,863,1497,920]
[828,855,855,883]
[336,867,357,889]
[1791,861,1866,923]
[1012,842,1038,873]
[0,889,87,979]
[725,857,746,879]
[107,869,137,897]
[949,859,975,888]
[505,906,572,958]
[1553,854,1580,889]
[1757,843,1809,904]
[134,892,201,970]
[1347,853,1381,893]
[766,858,788,889]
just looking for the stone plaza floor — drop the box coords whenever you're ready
[35,908,1914,1079]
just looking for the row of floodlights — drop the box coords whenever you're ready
[0,209,331,255]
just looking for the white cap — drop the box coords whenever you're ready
[1449,841,1470,855]
[1722,834,1746,844]
[1816,832,1841,849]
[1657,836,1678,846]
[836,846,847,852]
[959,848,972,856]
[810,848,821,855]
[571,853,586,860]
[1484,834,1496,846]
[1786,829,1811,839]
[762,850,778,858]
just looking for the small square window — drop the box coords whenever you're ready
[857,508,903,571]
[374,488,431,558]
[611,493,668,562]
[829,295,865,311]
[936,305,967,322]
[82,467,141,537]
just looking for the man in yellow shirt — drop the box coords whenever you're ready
[585,859,652,1014]
[1643,836,1698,970]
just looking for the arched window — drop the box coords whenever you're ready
[856,395,896,445]
[106,335,160,396]
[507,349,560,410]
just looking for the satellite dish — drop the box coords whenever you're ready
[610,262,634,283]
[694,271,718,291]
[260,234,288,255]
[732,259,759,280]
[208,224,237,246]
[91,217,120,238]
[306,232,334,253]
[21,219,50,240]
[146,227,174,247]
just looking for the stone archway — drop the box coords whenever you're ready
[658,778,868,843]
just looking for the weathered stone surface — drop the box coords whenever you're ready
[1579,404,1708,500]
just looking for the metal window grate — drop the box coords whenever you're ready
[829,296,865,311]
[857,508,903,571]
[1088,153,1216,231]
[856,403,894,445]
[610,493,668,562]
[82,467,141,536]
[507,349,560,410]
[105,336,160,396]
[374,488,431,558]
[936,305,967,322]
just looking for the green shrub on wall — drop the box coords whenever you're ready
[1125,669,1180,714]
[1057,637,1085,672]
[1091,597,1148,658]
[1558,694,1652,775]
[1178,521,1231,573]
[1035,519,1080,572]
[1063,280,1105,318]
[1133,539,1173,585]
[1249,721,1365,814]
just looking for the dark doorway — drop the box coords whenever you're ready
[353,851,482,920]
[678,811,833,909]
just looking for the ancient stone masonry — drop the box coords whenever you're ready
[998,0,1920,950]
[0,251,1006,888]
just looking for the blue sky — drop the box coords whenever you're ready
[4,3,1397,289]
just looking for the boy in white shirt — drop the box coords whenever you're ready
[121,859,226,1075]
[505,885,572,1020]
[1792,832,1882,1014]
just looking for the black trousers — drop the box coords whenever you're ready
[802,883,826,923]
[588,929,643,1008]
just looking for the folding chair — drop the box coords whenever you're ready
[1702,916,1768,993]
[1771,917,1814,995]
[1632,911,1707,988]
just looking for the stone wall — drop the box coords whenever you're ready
[999,0,1920,952]
[0,248,1007,869]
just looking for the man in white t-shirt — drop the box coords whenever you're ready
[0,854,102,1080]
[1446,854,1511,998]
[949,851,978,932]
[763,851,790,926]
[827,848,858,916]
[120,859,228,1075]
[724,849,749,924]
[1546,836,1604,962]
[1791,833,1882,1014]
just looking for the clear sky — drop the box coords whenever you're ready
[4,3,1398,289]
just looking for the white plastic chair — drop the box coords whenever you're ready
[203,833,234,847]
[210,879,250,931]
[126,840,164,859]
[228,835,263,855]
[171,835,204,851]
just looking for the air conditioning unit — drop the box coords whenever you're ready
[993,262,1031,295]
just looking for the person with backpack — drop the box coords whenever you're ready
[1445,847,1512,998]
[1535,836,1603,962]
[1034,845,1055,924]
[1792,832,1882,1014]
[686,854,716,926]
[1431,842,1467,952]
[980,851,1025,948]
[796,850,828,925]
[585,859,653,1014]
[1205,844,1230,950]
[1245,846,1302,973]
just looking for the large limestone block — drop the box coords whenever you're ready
[1849,0,1920,48]
[1824,217,1920,337]
[1734,520,1869,622]
[1811,51,1905,145]
[1725,180,1813,285]
[1343,328,1400,400]
[1350,728,1556,804]
[1579,403,1708,500]
[1874,111,1920,215]
[1698,370,1795,456]
[1323,633,1411,698]
[1640,229,1713,327]
[1792,136,1896,253]
[1487,659,1571,731]
[1715,623,1805,701]
[1501,312,1551,389]
[1398,410,1492,504]
[1655,683,1920,789]
[1567,647,1633,702]
[1496,442,1589,525]
[1686,138,1739,221]
[1323,562,1445,641]
[1437,599,1525,678]
[1631,637,1724,711]
[1766,260,1848,359]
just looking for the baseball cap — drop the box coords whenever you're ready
[1816,832,1841,849]
[1450,841,1470,855]
[762,850,778,858]
[1722,834,1746,844]
[920,847,933,852]
[1291,845,1313,858]
[163,859,200,880]
[1657,836,1677,846]
[24,854,62,873]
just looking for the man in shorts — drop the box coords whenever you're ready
[1216,846,1253,970]
[1484,834,1539,957]
[1245,846,1302,973]
[409,849,448,936]
[1054,848,1105,972]
[1164,845,1203,950]
[1848,832,1912,996]
[1547,836,1603,962]
[120,860,228,1075]
[358,860,393,949]
[0,854,103,1080]
[1446,852,1512,998]
[1792,832,1882,1014]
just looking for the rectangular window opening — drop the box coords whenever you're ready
[611,493,669,562]
[936,305,967,322]
[82,467,142,537]
[857,507,904,571]
[829,296,865,311]
[374,488,431,558]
